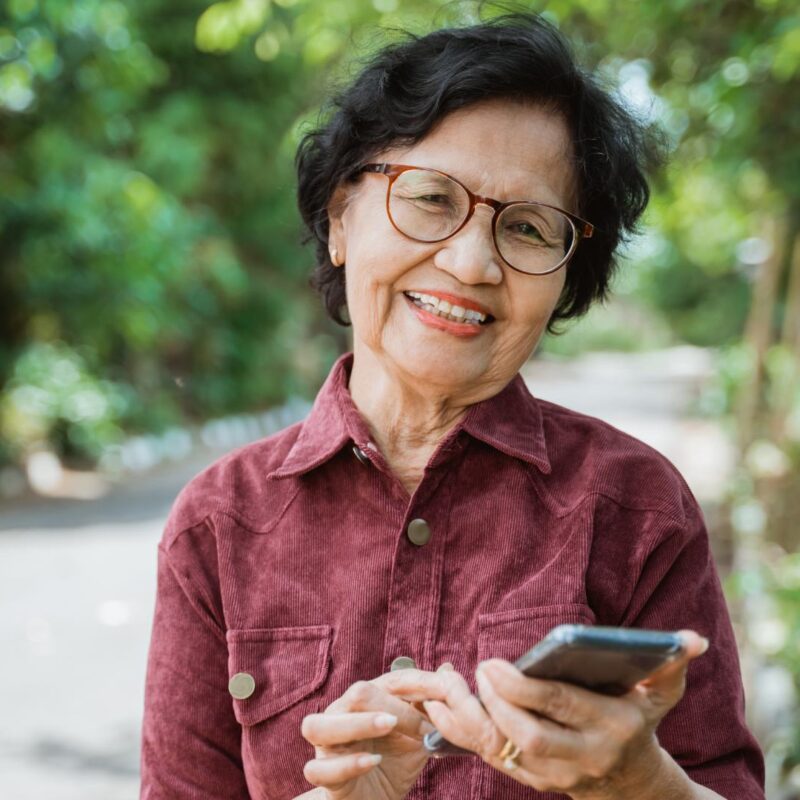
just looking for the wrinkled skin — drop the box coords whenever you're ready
[381,631,710,798]
[300,669,442,800]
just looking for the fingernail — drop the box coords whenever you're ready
[358,753,382,768]
[476,660,499,678]
[437,661,455,672]
[420,719,436,736]
[375,713,398,729]
[699,637,710,655]
[476,669,492,693]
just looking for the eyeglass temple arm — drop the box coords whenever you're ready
[359,163,391,175]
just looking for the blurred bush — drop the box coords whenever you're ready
[0,341,130,466]
[0,0,347,466]
[1,0,798,473]
[718,340,800,794]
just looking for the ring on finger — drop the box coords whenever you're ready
[498,738,522,770]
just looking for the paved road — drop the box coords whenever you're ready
[0,348,731,800]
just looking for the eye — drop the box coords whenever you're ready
[417,193,450,204]
[508,221,545,241]
[399,192,453,206]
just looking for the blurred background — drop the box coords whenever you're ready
[0,0,798,797]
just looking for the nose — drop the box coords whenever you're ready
[432,204,504,285]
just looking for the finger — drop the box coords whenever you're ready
[325,680,433,739]
[379,668,499,755]
[378,666,471,703]
[301,711,399,747]
[477,659,618,728]
[378,667,481,716]
[475,669,582,761]
[410,662,452,721]
[303,752,382,787]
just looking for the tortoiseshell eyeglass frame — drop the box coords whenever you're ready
[358,162,595,276]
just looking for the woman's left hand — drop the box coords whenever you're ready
[382,630,709,799]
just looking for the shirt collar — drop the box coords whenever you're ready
[269,352,551,479]
[268,353,366,480]
[461,371,551,474]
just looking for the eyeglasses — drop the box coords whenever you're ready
[359,163,594,275]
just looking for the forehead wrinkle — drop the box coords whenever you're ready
[462,157,576,212]
[383,102,578,210]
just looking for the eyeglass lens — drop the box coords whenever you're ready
[387,168,575,273]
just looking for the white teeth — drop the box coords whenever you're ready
[404,292,488,324]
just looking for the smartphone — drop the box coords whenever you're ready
[423,624,685,756]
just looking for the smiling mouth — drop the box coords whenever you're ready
[403,291,494,325]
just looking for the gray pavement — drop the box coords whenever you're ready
[0,348,732,800]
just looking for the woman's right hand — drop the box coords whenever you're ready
[301,671,440,800]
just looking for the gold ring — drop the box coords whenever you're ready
[498,738,522,770]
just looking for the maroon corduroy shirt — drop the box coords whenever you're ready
[140,353,765,800]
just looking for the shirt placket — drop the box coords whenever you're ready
[380,462,455,671]
[381,464,459,800]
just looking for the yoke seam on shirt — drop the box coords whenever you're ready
[521,474,690,605]
[163,514,216,553]
[581,489,687,527]
[524,465,688,526]
[214,479,302,535]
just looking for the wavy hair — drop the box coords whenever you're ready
[295,12,662,330]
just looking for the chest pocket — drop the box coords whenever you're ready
[471,604,595,800]
[226,624,332,799]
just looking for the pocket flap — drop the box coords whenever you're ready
[478,603,595,663]
[226,624,332,725]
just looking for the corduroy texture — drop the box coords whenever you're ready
[140,353,765,800]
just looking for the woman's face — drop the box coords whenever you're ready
[328,98,577,402]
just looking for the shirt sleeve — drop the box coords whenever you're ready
[140,527,250,799]
[619,494,765,800]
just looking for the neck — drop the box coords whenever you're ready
[348,347,472,495]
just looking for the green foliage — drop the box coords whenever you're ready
[711,340,800,779]
[1,0,798,469]
[0,0,362,463]
[542,294,674,357]
[0,341,130,465]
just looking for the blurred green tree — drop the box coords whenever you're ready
[1,0,798,468]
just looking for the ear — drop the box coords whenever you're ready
[326,184,350,267]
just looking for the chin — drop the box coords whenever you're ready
[392,342,487,392]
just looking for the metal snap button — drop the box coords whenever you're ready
[228,672,256,700]
[390,656,417,671]
[407,518,431,546]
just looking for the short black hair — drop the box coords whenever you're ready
[295,12,662,330]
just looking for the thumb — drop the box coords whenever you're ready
[634,630,709,712]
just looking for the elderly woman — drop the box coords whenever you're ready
[140,13,764,800]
